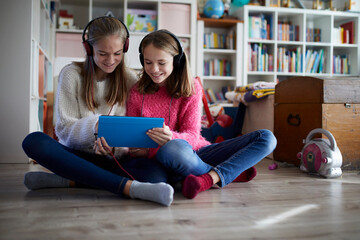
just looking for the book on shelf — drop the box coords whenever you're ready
[248,43,274,72]
[333,54,350,74]
[205,88,229,103]
[249,14,272,40]
[38,99,45,131]
[318,50,326,73]
[305,50,317,73]
[340,21,354,44]
[204,58,232,76]
[204,31,235,49]
[276,47,301,73]
[311,49,322,73]
[306,28,321,42]
[38,52,45,98]
[304,49,325,73]
[277,21,299,41]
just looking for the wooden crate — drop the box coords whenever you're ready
[274,77,360,169]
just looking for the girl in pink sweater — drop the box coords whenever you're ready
[127,30,277,199]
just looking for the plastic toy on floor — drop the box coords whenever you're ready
[297,128,342,178]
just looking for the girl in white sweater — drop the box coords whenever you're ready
[22,17,173,206]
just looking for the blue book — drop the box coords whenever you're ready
[311,49,322,73]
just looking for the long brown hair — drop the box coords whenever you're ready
[76,17,129,112]
[137,30,194,98]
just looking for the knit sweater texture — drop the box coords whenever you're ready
[55,63,138,157]
[126,78,211,158]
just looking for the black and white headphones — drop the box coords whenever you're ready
[138,29,184,68]
[82,16,130,56]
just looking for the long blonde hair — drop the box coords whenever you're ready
[137,30,194,98]
[76,17,129,112]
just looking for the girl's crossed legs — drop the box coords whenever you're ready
[156,129,277,198]
[22,131,173,206]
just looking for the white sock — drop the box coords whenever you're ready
[129,180,174,206]
[24,172,70,190]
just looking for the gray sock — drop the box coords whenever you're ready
[129,180,174,207]
[24,172,70,190]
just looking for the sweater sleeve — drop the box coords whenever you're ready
[148,78,210,158]
[55,64,99,151]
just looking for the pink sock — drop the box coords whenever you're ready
[182,174,213,199]
[232,167,257,182]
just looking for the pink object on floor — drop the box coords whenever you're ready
[268,163,278,170]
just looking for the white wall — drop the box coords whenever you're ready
[0,1,33,163]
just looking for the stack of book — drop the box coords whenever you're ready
[304,49,325,73]
[277,21,300,41]
[203,31,235,49]
[333,21,354,44]
[248,43,274,72]
[277,47,302,73]
[204,86,234,103]
[248,14,272,40]
[333,55,350,74]
[203,58,232,76]
[306,28,321,42]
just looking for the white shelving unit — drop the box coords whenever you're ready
[0,0,56,163]
[54,0,197,73]
[233,5,360,85]
[196,18,243,104]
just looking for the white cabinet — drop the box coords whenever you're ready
[55,0,197,72]
[233,5,360,85]
[0,0,55,163]
[196,18,243,104]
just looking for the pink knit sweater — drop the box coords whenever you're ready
[126,78,211,158]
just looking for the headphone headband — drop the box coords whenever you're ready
[82,16,130,56]
[138,29,184,68]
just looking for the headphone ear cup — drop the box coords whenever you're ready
[82,41,92,56]
[123,38,129,53]
[173,55,181,68]
[139,53,144,67]
[173,55,180,68]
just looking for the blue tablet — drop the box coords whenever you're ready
[98,116,164,148]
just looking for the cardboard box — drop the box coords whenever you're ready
[56,33,84,58]
[160,3,190,35]
[127,9,157,32]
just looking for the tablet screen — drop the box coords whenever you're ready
[98,116,164,148]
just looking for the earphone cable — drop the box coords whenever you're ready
[104,145,135,180]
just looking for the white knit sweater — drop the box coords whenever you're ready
[55,63,138,157]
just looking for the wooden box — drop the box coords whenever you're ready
[274,77,360,169]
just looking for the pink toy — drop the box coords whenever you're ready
[268,163,278,170]
[216,114,233,128]
[297,128,342,178]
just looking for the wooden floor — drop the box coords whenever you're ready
[1,159,360,240]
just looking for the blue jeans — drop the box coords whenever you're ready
[156,129,277,187]
[22,132,169,196]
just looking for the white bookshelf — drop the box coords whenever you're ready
[54,0,197,72]
[196,18,243,104]
[0,0,55,163]
[232,5,360,85]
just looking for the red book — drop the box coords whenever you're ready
[38,52,45,98]
[340,21,354,44]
